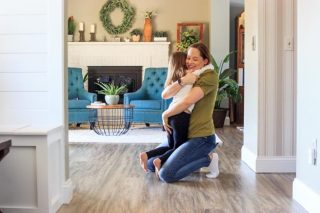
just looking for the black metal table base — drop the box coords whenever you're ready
[89,106,133,136]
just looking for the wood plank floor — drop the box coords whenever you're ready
[58,127,306,213]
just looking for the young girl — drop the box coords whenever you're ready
[139,51,214,175]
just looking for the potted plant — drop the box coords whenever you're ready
[153,31,168,42]
[68,16,76,42]
[95,81,127,105]
[211,51,242,128]
[176,29,199,52]
[130,28,142,42]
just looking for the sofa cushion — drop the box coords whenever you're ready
[69,99,91,109]
[130,100,162,110]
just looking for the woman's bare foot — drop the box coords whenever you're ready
[139,152,148,172]
[153,158,162,178]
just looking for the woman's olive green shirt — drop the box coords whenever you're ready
[188,69,218,138]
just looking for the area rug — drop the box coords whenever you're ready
[69,124,222,144]
[68,125,166,144]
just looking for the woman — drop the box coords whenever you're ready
[147,42,219,182]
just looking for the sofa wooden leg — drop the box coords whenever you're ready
[145,123,150,127]
[76,123,81,127]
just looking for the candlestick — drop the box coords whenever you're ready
[90,33,96,42]
[90,24,95,33]
[79,31,85,42]
[79,22,84,31]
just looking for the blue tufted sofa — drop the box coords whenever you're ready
[68,67,97,126]
[124,67,172,126]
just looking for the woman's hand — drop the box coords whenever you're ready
[181,72,198,85]
[162,111,172,134]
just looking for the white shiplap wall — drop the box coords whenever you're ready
[0,0,71,212]
[0,0,64,125]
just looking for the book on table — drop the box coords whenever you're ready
[91,102,106,106]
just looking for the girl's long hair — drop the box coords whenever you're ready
[164,52,187,87]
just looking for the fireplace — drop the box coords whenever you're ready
[88,66,142,103]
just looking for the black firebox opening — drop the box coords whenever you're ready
[88,66,142,104]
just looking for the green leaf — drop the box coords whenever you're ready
[211,51,241,108]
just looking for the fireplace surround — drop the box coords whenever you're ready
[88,66,142,103]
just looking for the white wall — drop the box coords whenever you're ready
[0,0,71,211]
[210,0,230,63]
[242,0,259,159]
[0,0,64,126]
[242,0,296,173]
[293,0,320,212]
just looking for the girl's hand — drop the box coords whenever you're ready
[162,112,172,134]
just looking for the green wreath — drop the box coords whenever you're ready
[100,0,135,35]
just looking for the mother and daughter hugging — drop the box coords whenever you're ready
[139,42,220,183]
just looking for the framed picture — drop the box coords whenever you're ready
[176,22,204,43]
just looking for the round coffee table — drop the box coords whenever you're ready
[87,104,134,136]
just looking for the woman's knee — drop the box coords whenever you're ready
[159,167,176,183]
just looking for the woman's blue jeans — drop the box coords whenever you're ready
[147,135,217,183]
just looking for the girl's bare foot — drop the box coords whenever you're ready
[139,152,148,172]
[153,158,162,178]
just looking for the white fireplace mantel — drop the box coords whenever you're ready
[68,42,171,75]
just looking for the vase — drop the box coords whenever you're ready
[143,18,152,42]
[105,95,119,105]
[67,34,74,42]
[212,108,227,128]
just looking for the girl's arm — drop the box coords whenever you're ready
[162,80,182,99]
[161,72,198,99]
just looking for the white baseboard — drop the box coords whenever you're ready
[241,146,257,172]
[52,179,74,212]
[61,179,74,204]
[241,146,296,173]
[256,156,295,173]
[293,178,320,213]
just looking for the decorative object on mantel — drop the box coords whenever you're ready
[113,36,121,42]
[95,81,127,105]
[79,22,85,42]
[153,31,168,42]
[67,16,76,42]
[176,22,204,52]
[130,28,142,42]
[89,24,96,41]
[100,0,136,35]
[143,10,156,42]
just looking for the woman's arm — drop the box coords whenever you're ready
[161,72,198,99]
[162,86,204,133]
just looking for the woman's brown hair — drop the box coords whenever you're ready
[188,42,211,65]
[164,52,187,87]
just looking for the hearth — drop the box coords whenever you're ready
[88,66,142,103]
